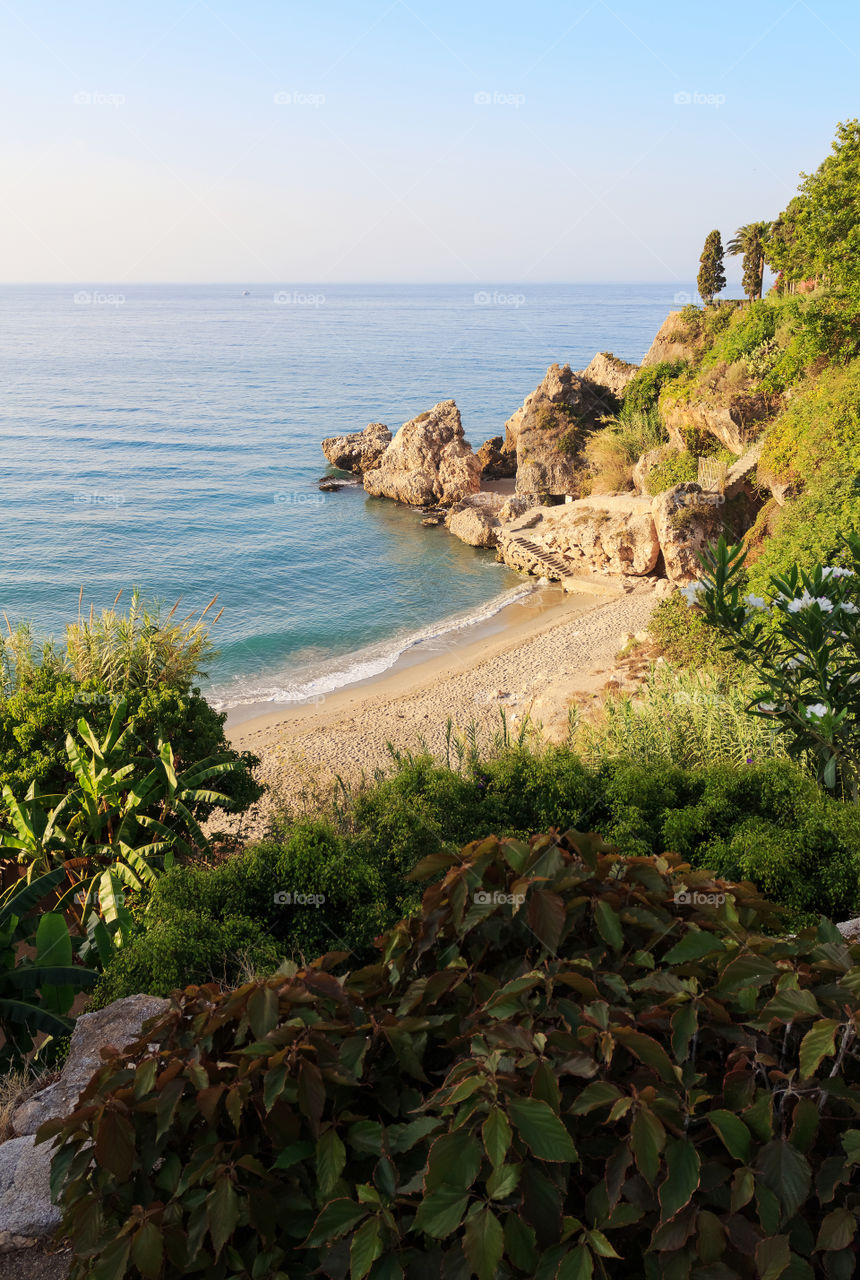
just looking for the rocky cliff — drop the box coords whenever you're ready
[504,364,606,497]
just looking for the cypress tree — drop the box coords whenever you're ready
[697,230,726,305]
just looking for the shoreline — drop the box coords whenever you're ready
[223,582,659,830]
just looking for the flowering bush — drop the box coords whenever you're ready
[683,534,860,797]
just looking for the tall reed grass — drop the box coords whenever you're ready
[0,589,220,696]
[584,409,667,492]
[572,663,792,770]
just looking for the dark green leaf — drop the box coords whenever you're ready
[508,1097,577,1162]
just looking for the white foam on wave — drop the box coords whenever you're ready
[207,582,538,711]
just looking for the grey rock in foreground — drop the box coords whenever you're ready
[0,1138,60,1238]
[12,994,170,1138]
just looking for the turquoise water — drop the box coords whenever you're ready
[0,283,687,707]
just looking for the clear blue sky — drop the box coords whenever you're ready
[1,0,857,283]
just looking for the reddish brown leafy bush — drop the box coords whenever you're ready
[45,831,860,1279]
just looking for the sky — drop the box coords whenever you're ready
[1,0,858,284]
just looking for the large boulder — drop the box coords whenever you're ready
[504,365,604,497]
[363,401,481,506]
[0,1138,60,1238]
[579,352,639,403]
[651,482,726,585]
[321,423,392,475]
[11,994,170,1137]
[475,436,516,480]
[631,446,668,495]
[445,492,506,548]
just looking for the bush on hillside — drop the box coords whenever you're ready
[619,359,685,418]
[49,831,860,1280]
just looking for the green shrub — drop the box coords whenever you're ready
[92,909,281,1003]
[597,757,860,923]
[0,671,261,817]
[620,360,685,418]
[643,449,699,494]
[649,591,738,668]
[50,832,860,1279]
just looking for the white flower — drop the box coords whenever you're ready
[840,602,859,615]
[680,581,706,606]
[822,566,855,579]
[804,703,829,719]
[744,594,769,610]
[758,702,777,712]
[785,654,806,670]
[786,591,834,613]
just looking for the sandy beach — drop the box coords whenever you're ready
[223,581,659,830]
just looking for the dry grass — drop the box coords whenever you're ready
[0,1065,58,1141]
[584,410,667,493]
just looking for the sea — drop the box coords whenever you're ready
[0,282,691,713]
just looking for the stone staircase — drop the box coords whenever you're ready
[505,535,622,596]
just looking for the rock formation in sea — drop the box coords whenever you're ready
[579,351,639,402]
[321,422,392,474]
[363,400,482,506]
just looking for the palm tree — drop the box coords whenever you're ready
[727,222,771,302]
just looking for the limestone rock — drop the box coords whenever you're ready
[651,483,726,585]
[504,365,605,497]
[497,497,660,580]
[662,395,772,456]
[580,352,639,402]
[321,423,392,474]
[475,436,516,480]
[446,505,500,548]
[498,494,540,524]
[632,447,668,495]
[641,311,703,367]
[0,1138,60,1238]
[837,918,860,944]
[11,995,170,1137]
[363,401,481,506]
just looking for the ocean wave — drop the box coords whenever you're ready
[208,582,537,711]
